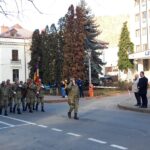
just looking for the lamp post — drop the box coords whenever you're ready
[87,50,91,84]
[87,49,93,97]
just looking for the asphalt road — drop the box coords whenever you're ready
[0,94,150,150]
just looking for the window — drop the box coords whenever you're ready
[142,11,147,19]
[143,59,149,71]
[135,13,140,22]
[13,69,19,82]
[135,29,140,37]
[12,50,18,61]
[142,27,147,35]
[136,45,141,52]
[143,44,148,50]
[135,0,140,5]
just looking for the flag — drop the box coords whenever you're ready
[34,63,40,85]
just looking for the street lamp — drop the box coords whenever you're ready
[87,49,92,85]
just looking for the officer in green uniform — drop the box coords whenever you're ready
[12,79,22,114]
[0,82,3,115]
[6,79,13,113]
[25,79,37,113]
[0,81,8,116]
[67,77,80,120]
[36,79,45,112]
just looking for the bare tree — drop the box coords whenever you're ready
[0,0,42,16]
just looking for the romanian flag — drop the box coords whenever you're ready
[34,63,40,85]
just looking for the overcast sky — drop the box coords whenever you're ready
[0,0,132,31]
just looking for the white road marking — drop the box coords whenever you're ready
[51,128,63,132]
[67,132,81,137]
[0,115,48,129]
[88,138,107,144]
[0,115,36,125]
[37,125,48,128]
[0,121,15,127]
[110,144,128,150]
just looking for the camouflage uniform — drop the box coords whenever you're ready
[67,78,80,120]
[20,81,27,111]
[0,81,9,116]
[25,79,37,113]
[36,81,45,112]
[6,80,13,113]
[12,81,22,114]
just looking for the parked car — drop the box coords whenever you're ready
[99,76,113,86]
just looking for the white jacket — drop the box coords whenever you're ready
[132,78,139,93]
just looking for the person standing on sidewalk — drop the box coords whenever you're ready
[132,74,141,106]
[138,71,148,108]
[67,77,80,120]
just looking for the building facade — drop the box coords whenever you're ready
[0,24,32,83]
[129,0,150,80]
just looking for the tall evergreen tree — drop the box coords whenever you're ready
[63,5,76,79]
[118,21,134,71]
[29,29,42,79]
[79,0,108,80]
[41,29,51,83]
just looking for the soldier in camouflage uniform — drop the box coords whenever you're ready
[0,82,4,115]
[6,79,13,113]
[25,79,37,113]
[67,77,80,120]
[12,79,22,114]
[36,79,45,112]
[0,81,9,116]
[20,81,27,111]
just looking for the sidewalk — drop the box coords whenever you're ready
[118,90,150,114]
[44,91,150,114]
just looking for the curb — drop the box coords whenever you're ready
[117,104,150,114]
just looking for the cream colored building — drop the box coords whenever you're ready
[0,24,32,83]
[129,0,150,80]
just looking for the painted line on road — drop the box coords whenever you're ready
[0,115,36,125]
[0,121,15,127]
[110,144,128,150]
[0,115,48,129]
[37,125,48,128]
[0,124,30,130]
[51,128,63,132]
[66,132,81,137]
[88,138,107,144]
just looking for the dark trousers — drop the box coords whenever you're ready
[134,92,141,105]
[139,93,148,107]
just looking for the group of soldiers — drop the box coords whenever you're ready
[0,78,45,116]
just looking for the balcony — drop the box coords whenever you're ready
[10,59,21,65]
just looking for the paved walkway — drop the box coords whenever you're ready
[44,90,150,114]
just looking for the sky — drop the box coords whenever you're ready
[0,0,132,31]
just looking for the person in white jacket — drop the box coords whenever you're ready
[132,74,141,106]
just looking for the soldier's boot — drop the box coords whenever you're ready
[24,103,29,111]
[33,103,35,110]
[4,110,8,116]
[35,103,39,111]
[29,105,33,113]
[74,113,79,120]
[0,108,2,115]
[41,106,45,112]
[10,107,13,113]
[68,112,71,119]
[17,108,21,114]
[22,104,25,111]
[13,104,17,113]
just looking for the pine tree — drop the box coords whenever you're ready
[29,29,42,79]
[118,21,134,71]
[63,5,76,79]
[40,29,51,83]
[79,0,108,80]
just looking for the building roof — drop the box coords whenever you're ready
[0,24,32,39]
